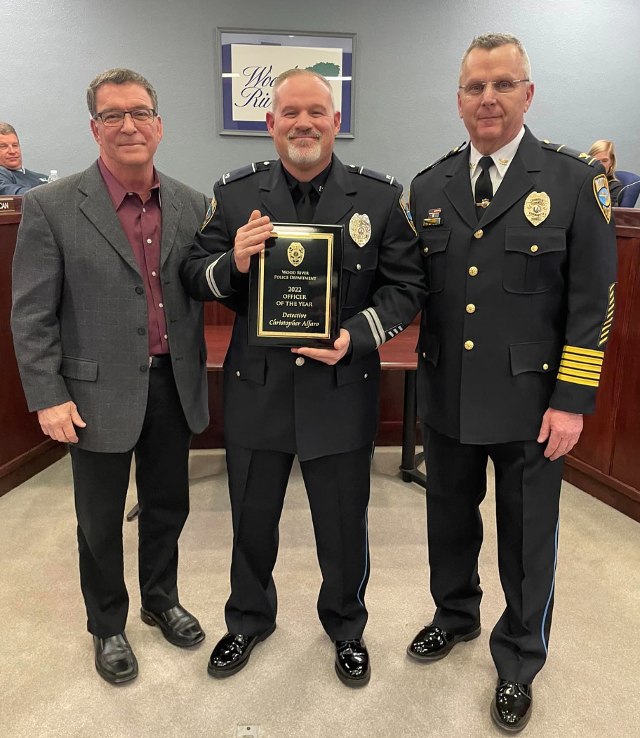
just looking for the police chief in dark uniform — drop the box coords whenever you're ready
[407,34,617,731]
[180,69,426,686]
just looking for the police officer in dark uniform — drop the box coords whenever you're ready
[407,34,617,731]
[180,69,426,686]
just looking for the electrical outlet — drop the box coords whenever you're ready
[237,725,259,738]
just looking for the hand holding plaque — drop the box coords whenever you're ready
[248,223,344,347]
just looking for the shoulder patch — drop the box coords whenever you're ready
[415,142,467,178]
[541,141,598,166]
[200,196,217,232]
[218,160,275,186]
[348,165,399,187]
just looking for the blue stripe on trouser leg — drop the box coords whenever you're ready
[541,516,559,655]
[356,506,370,607]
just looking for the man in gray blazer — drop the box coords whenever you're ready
[11,68,209,684]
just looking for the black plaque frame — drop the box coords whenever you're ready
[248,223,344,347]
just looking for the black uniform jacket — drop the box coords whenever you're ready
[410,127,618,444]
[180,156,426,460]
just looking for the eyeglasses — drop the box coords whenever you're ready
[93,109,157,127]
[458,79,530,97]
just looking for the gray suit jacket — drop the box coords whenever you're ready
[11,160,210,452]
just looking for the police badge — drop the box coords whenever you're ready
[524,191,551,226]
[287,242,305,267]
[349,213,372,247]
[593,174,612,224]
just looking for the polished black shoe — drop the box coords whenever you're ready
[490,679,533,733]
[93,633,138,684]
[335,639,370,687]
[407,623,481,662]
[207,622,276,677]
[140,604,205,648]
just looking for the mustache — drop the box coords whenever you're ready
[287,129,322,141]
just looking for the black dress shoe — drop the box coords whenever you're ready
[490,679,533,733]
[207,622,276,677]
[93,634,138,684]
[140,604,205,647]
[407,623,481,661]
[335,639,370,687]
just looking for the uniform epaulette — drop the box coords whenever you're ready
[541,141,599,166]
[347,164,399,187]
[415,142,467,178]
[218,160,275,186]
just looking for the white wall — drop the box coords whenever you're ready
[2,0,639,194]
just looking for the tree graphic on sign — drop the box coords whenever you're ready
[306,62,340,77]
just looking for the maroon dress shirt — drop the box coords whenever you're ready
[98,158,169,356]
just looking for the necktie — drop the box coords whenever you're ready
[475,155,494,221]
[296,182,315,223]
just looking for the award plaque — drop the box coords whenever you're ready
[248,223,344,347]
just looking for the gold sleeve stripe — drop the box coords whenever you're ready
[561,351,603,366]
[559,364,600,381]
[558,372,599,387]
[599,282,617,347]
[560,360,601,375]
[562,345,604,359]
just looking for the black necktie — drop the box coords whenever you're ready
[475,155,494,221]
[296,182,315,223]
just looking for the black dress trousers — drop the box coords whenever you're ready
[69,361,192,638]
[224,442,372,641]
[423,424,564,684]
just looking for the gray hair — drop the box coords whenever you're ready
[272,68,335,112]
[0,122,18,138]
[460,33,531,80]
[86,68,158,117]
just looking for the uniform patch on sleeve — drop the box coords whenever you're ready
[200,196,217,232]
[598,282,616,346]
[400,195,417,235]
[593,174,612,224]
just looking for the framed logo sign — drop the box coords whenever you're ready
[216,28,356,138]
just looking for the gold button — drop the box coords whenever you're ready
[364,373,368,379]
[464,340,474,350]
[469,266,478,276]
[543,363,549,370]
[236,371,240,377]
[356,264,362,270]
[295,357,305,367]
[164,334,168,339]
[474,230,483,239]
[466,304,476,313]
[530,244,539,253]
[423,247,429,253]
[422,352,426,358]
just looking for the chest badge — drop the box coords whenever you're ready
[524,191,551,226]
[349,213,372,247]
[287,242,305,267]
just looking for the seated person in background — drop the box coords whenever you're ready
[0,122,48,195]
[588,139,623,206]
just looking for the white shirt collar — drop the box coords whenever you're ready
[469,126,526,177]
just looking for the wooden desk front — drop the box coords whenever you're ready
[0,199,65,497]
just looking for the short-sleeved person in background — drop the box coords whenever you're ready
[0,122,48,195]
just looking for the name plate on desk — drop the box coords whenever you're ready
[248,223,344,347]
[0,197,18,212]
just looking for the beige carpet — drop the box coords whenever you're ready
[1,447,638,738]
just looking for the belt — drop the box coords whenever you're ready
[149,354,171,368]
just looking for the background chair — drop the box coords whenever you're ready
[615,171,640,208]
